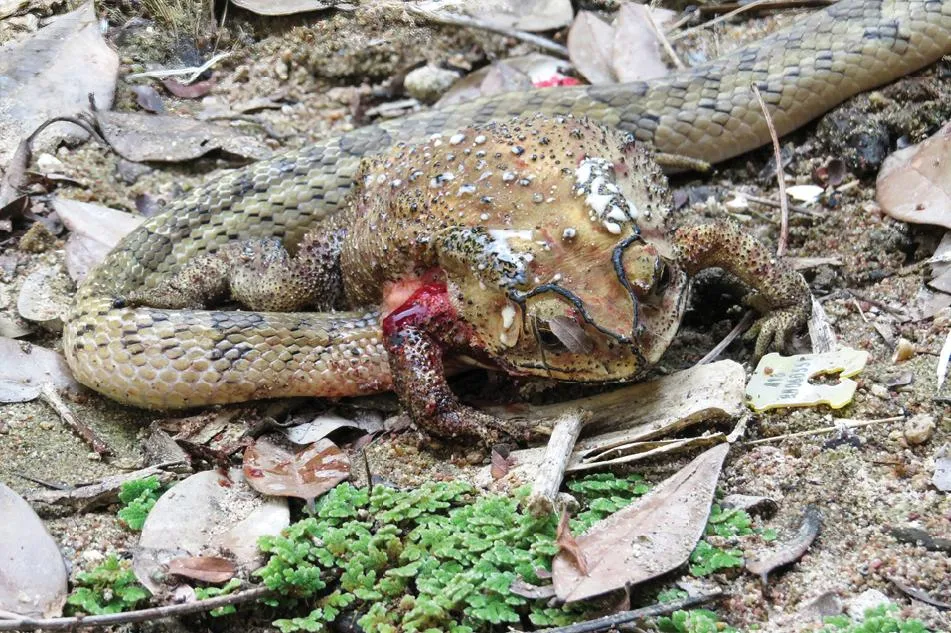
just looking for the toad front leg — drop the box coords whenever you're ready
[381,282,541,445]
[672,221,812,356]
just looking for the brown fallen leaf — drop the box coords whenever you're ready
[552,443,729,602]
[131,85,165,113]
[230,0,350,15]
[436,54,563,108]
[52,198,144,282]
[243,437,350,504]
[746,504,822,584]
[162,78,216,100]
[167,556,237,584]
[0,483,69,617]
[94,109,271,163]
[567,11,616,85]
[0,337,81,403]
[555,509,588,576]
[490,446,514,480]
[877,122,951,229]
[0,2,118,163]
[466,0,573,31]
[611,4,674,83]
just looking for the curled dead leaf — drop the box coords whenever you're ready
[243,437,350,504]
[167,556,237,584]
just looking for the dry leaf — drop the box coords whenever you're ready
[554,509,588,575]
[167,556,237,584]
[567,11,616,85]
[611,4,673,83]
[243,438,350,503]
[437,54,564,108]
[0,483,68,617]
[94,109,271,163]
[0,337,80,403]
[490,447,513,480]
[0,2,118,162]
[877,122,951,229]
[52,198,144,282]
[162,78,216,99]
[552,443,729,602]
[746,505,821,584]
[461,0,573,31]
[131,85,164,113]
[230,0,349,15]
[134,468,289,593]
[16,265,71,330]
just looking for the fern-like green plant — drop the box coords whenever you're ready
[65,555,149,615]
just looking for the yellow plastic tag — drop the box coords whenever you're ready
[746,348,869,412]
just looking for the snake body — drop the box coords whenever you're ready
[64,0,951,408]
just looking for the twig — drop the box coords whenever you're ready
[402,4,568,57]
[536,591,725,633]
[696,0,833,15]
[670,0,776,41]
[694,310,755,366]
[937,329,951,391]
[527,410,588,517]
[728,190,817,217]
[742,416,904,446]
[0,586,271,631]
[643,7,685,70]
[845,289,907,317]
[127,52,231,84]
[750,83,789,256]
[39,384,111,457]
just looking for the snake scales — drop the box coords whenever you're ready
[64,0,951,408]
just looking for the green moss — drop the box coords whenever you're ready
[117,475,163,531]
[255,473,650,633]
[657,609,737,633]
[65,555,149,615]
[818,605,931,633]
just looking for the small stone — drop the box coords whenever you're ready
[903,414,935,446]
[869,383,889,399]
[35,153,64,173]
[403,64,460,103]
[845,589,890,621]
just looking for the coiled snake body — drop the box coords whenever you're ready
[64,0,951,409]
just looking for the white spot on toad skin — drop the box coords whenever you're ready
[474,135,487,145]
[449,133,466,145]
[562,227,577,240]
[502,171,516,182]
[458,184,477,196]
[480,213,490,221]
[430,172,455,188]
[501,304,516,329]
[574,157,638,234]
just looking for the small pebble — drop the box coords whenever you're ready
[403,64,460,103]
[869,383,889,400]
[903,413,934,446]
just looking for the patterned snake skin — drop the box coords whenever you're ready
[64,0,951,408]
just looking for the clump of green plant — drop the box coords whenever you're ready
[65,555,149,615]
[195,578,243,616]
[255,473,650,633]
[117,475,164,531]
[818,605,931,633]
[689,505,776,577]
[657,609,737,633]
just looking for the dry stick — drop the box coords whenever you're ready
[742,416,903,446]
[728,190,817,217]
[694,310,756,366]
[39,384,111,457]
[402,4,568,57]
[750,83,790,257]
[697,0,833,15]
[126,52,231,84]
[644,6,685,70]
[0,587,272,631]
[536,591,724,633]
[527,410,588,517]
[670,0,775,41]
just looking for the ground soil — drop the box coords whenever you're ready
[0,2,948,632]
